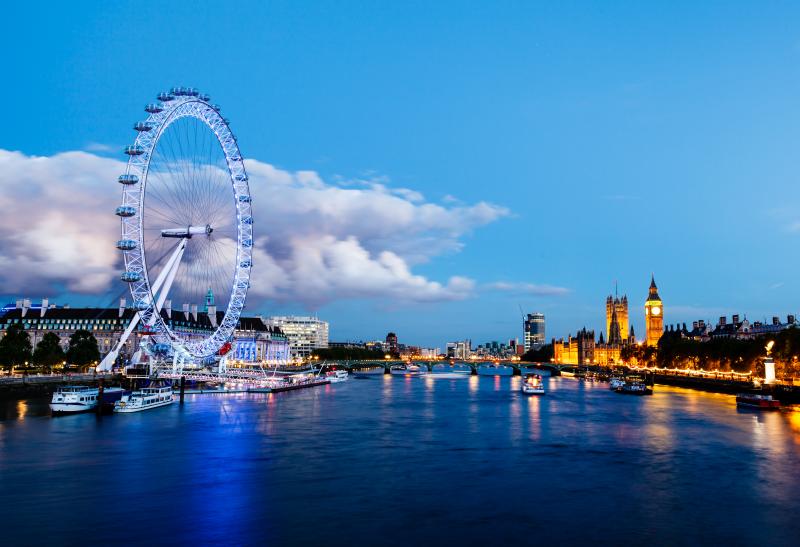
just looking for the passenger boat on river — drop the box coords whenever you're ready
[50,386,125,415]
[615,378,653,396]
[735,393,780,410]
[325,370,349,383]
[522,374,545,395]
[114,386,174,413]
[390,363,427,376]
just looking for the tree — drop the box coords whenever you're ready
[33,332,65,372]
[521,343,554,363]
[0,324,33,370]
[312,347,386,360]
[66,329,101,370]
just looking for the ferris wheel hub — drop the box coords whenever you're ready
[160,224,213,238]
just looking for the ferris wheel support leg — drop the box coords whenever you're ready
[96,240,187,373]
[152,239,186,318]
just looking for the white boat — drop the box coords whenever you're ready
[522,375,545,395]
[114,386,174,413]
[390,363,427,376]
[609,377,625,390]
[325,370,349,383]
[50,385,124,415]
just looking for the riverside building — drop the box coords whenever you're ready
[0,298,289,367]
[263,315,329,359]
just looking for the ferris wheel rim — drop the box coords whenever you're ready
[116,89,253,359]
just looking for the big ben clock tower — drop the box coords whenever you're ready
[644,275,663,346]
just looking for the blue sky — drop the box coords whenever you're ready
[3,1,800,347]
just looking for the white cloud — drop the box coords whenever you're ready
[0,149,508,307]
[484,281,570,296]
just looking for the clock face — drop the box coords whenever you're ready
[652,306,661,316]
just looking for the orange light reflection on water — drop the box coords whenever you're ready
[16,400,28,421]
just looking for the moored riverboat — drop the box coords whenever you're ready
[615,380,652,396]
[50,386,124,415]
[609,377,625,390]
[736,393,780,410]
[114,386,174,413]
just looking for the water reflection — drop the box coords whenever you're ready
[4,378,800,545]
[16,400,28,421]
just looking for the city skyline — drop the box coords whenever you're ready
[4,3,800,346]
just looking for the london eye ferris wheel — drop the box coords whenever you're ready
[105,87,253,367]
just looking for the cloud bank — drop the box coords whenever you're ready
[0,149,524,307]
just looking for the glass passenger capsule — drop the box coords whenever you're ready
[116,239,137,250]
[237,195,251,203]
[144,103,163,113]
[240,260,252,269]
[241,215,253,225]
[157,92,174,102]
[118,174,139,185]
[120,271,141,283]
[134,121,154,132]
[242,239,253,248]
[115,206,136,217]
[234,174,248,182]
[124,145,145,156]
[188,88,199,97]
[199,93,210,102]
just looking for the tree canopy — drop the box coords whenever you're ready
[521,343,554,363]
[66,329,101,369]
[33,332,66,371]
[619,327,800,378]
[0,324,33,369]
[312,347,388,360]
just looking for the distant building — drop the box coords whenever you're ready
[644,275,664,346]
[262,316,329,359]
[446,340,471,359]
[524,313,545,351]
[606,292,629,342]
[679,314,798,341]
[385,332,398,354]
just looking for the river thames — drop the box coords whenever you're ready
[2,375,800,546]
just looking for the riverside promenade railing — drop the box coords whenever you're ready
[0,373,118,385]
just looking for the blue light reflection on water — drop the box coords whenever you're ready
[2,377,800,546]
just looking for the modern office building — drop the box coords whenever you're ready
[446,340,472,360]
[385,332,398,354]
[263,315,329,358]
[524,313,545,351]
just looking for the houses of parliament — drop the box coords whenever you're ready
[553,276,663,365]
